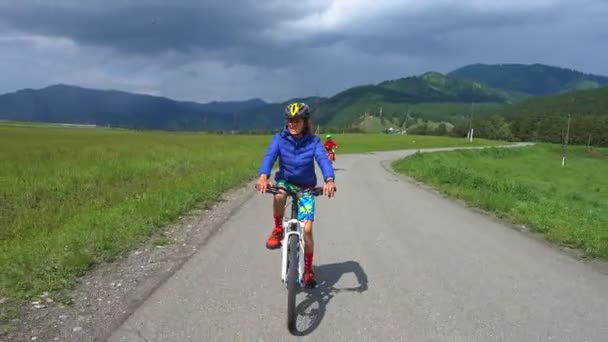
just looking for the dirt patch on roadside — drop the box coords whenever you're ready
[4,179,257,342]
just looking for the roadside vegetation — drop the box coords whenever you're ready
[393,144,608,258]
[0,125,270,316]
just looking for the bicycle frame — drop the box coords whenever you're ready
[281,219,305,286]
[280,197,306,287]
[265,185,322,288]
[262,184,332,334]
[326,148,336,163]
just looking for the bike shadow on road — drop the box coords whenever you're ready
[292,260,368,336]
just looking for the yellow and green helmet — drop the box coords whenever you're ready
[284,102,311,120]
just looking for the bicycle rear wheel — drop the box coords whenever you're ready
[286,234,299,333]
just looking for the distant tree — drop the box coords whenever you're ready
[475,115,513,140]
[435,123,448,136]
[410,123,429,135]
[450,120,469,137]
[397,114,408,129]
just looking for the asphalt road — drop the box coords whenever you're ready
[108,146,608,341]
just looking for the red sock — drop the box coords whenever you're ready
[305,252,313,273]
[273,215,283,229]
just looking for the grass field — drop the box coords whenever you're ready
[334,133,500,152]
[0,124,500,312]
[0,126,271,302]
[392,144,608,258]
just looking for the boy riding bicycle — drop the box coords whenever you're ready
[323,134,339,162]
[256,102,336,288]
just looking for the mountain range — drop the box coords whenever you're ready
[0,84,267,130]
[449,63,608,96]
[1,63,607,132]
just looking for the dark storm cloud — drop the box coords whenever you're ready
[0,1,557,64]
[0,0,607,102]
[0,1,334,56]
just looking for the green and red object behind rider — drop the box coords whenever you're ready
[324,134,339,161]
[324,134,339,151]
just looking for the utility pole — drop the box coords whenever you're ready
[562,114,571,167]
[565,114,571,145]
[468,102,475,142]
[467,83,475,142]
[314,89,320,134]
[403,105,411,135]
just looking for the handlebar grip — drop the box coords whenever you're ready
[265,186,281,195]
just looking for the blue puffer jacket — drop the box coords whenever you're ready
[259,128,335,186]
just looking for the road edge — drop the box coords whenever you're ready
[379,144,608,277]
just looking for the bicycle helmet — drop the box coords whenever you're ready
[325,134,332,139]
[284,102,311,120]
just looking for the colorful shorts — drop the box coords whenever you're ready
[276,179,315,221]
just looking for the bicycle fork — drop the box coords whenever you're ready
[281,219,306,287]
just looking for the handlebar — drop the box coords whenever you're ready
[265,185,323,197]
[261,185,336,198]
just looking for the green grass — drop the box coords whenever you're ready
[334,133,501,153]
[0,125,270,301]
[0,119,99,128]
[392,144,608,257]
[0,124,500,303]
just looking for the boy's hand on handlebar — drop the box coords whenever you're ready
[323,180,336,198]
[256,175,271,194]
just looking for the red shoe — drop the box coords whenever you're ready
[303,270,317,288]
[266,226,283,250]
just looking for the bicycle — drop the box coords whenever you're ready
[263,185,328,334]
[325,147,337,164]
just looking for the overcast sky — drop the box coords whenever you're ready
[1,0,606,103]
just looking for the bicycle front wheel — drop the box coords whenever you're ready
[286,234,299,333]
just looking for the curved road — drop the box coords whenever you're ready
[109,146,608,341]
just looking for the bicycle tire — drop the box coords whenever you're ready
[286,234,299,333]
